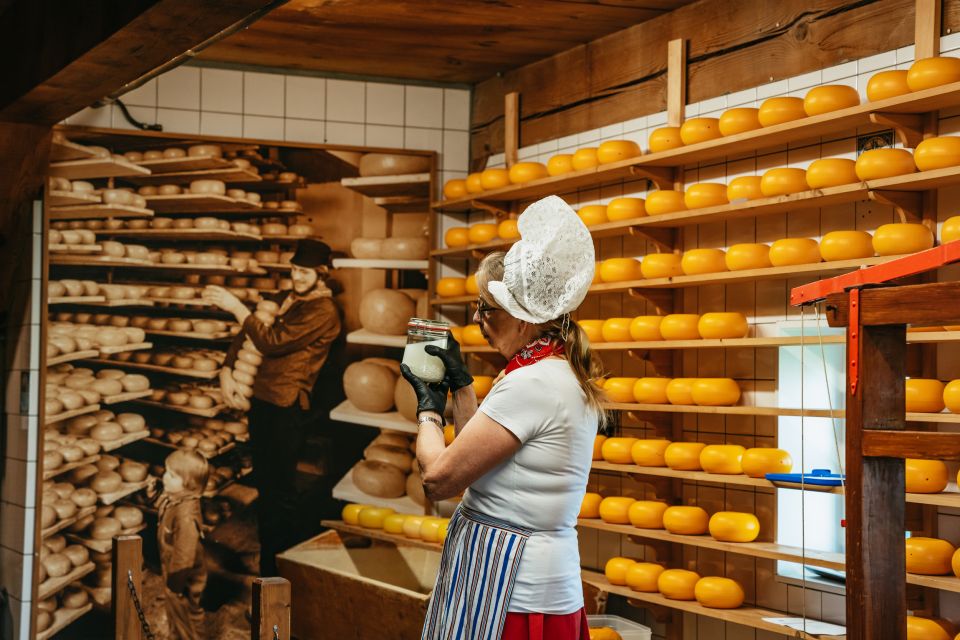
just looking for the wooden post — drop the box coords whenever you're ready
[844,318,907,640]
[252,577,291,640]
[915,0,942,60]
[504,91,520,168]
[666,39,687,127]
[112,535,144,640]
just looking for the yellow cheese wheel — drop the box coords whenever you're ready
[855,148,916,180]
[498,218,520,239]
[402,515,426,539]
[597,140,641,164]
[700,445,746,474]
[443,179,467,199]
[906,537,956,575]
[820,230,874,261]
[640,253,683,279]
[691,378,741,406]
[420,517,444,542]
[665,378,696,405]
[601,437,639,464]
[664,442,707,470]
[357,506,395,529]
[659,314,701,340]
[760,168,808,197]
[681,248,727,275]
[341,503,371,525]
[436,278,467,298]
[604,378,640,404]
[445,227,469,247]
[741,448,793,477]
[480,168,510,190]
[805,158,859,188]
[468,223,498,244]
[571,148,599,171]
[758,96,806,126]
[942,216,960,244]
[578,205,608,226]
[769,238,821,266]
[658,569,701,600]
[508,162,548,184]
[472,376,493,400]
[628,501,669,529]
[579,320,605,343]
[625,562,665,592]
[599,496,636,524]
[680,118,722,145]
[604,557,637,586]
[874,223,934,256]
[905,458,948,493]
[382,513,407,534]
[906,378,945,413]
[462,324,486,345]
[464,274,478,295]
[709,511,759,542]
[630,316,663,341]
[694,577,745,609]
[663,506,709,535]
[725,243,771,271]
[648,127,684,152]
[727,176,764,201]
[719,108,762,136]
[599,258,641,282]
[579,492,603,518]
[601,318,632,342]
[953,546,960,577]
[633,377,671,404]
[696,312,748,339]
[593,435,606,460]
[867,70,911,101]
[465,172,484,193]
[944,380,960,412]
[906,616,952,640]
[645,190,687,215]
[914,136,960,171]
[631,439,671,466]
[803,84,860,116]
[684,183,728,209]
[606,197,645,220]
[907,56,960,91]
[546,154,574,176]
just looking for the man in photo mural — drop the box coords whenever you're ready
[203,238,341,576]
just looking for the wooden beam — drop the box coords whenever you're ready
[826,281,960,326]
[0,0,279,125]
[504,92,519,168]
[112,535,144,640]
[915,0,943,59]
[864,430,960,459]
[666,39,687,127]
[252,577,291,640]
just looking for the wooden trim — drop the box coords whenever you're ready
[826,281,960,326]
[666,39,686,127]
[915,0,943,59]
[863,430,960,459]
[504,92,520,168]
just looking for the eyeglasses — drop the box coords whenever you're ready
[476,298,498,323]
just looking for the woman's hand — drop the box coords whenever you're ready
[400,364,449,416]
[424,334,473,392]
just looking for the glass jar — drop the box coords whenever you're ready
[402,318,450,383]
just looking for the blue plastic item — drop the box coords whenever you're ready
[765,468,845,486]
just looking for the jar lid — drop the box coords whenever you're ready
[407,317,450,338]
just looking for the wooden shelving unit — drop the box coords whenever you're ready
[98,429,150,452]
[80,359,220,379]
[341,173,430,198]
[37,562,96,600]
[67,524,148,553]
[96,228,262,241]
[603,402,842,418]
[48,190,100,207]
[133,398,228,418]
[48,296,106,305]
[332,258,429,270]
[42,455,101,482]
[332,466,443,513]
[45,349,100,367]
[142,193,262,213]
[48,156,150,180]
[49,203,154,221]
[134,155,235,173]
[50,137,99,162]
[45,404,100,427]
[122,166,262,186]
[320,519,443,552]
[96,477,154,506]
[345,329,406,348]
[330,400,416,434]
[40,505,97,540]
[37,604,94,640]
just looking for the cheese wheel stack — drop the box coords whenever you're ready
[229,299,279,410]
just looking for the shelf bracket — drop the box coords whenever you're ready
[869,112,925,148]
[629,165,676,191]
[627,287,674,315]
[469,199,511,219]
[628,225,675,252]
[868,189,923,223]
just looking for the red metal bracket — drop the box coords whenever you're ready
[849,288,860,396]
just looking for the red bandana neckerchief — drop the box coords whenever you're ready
[504,336,565,376]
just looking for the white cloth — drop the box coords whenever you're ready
[488,195,595,324]
[462,359,597,614]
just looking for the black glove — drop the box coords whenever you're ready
[425,334,473,392]
[400,364,449,417]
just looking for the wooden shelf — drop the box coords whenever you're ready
[146,296,213,307]
[605,402,843,419]
[41,505,97,540]
[143,193,262,213]
[50,255,153,268]
[37,561,96,600]
[48,296,106,305]
[97,477,154,506]
[46,349,101,367]
[133,399,228,418]
[51,138,100,162]
[345,329,405,348]
[908,412,960,424]
[320,519,443,551]
[51,254,263,276]
[98,429,150,452]
[48,190,100,207]
[37,603,93,640]
[341,173,430,198]
[581,570,845,640]
[43,455,101,482]
[143,437,236,459]
[332,467,434,514]
[330,400,417,434]
[101,390,153,406]
[97,228,262,241]
[45,404,100,426]
[332,258,429,270]
[49,243,102,253]
[98,341,153,355]
[84,298,155,308]
[67,524,148,553]
[80,359,220,379]
[123,166,262,186]
[49,203,153,220]
[134,155,236,173]
[49,156,150,179]
[144,328,237,341]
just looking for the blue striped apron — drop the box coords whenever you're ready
[422,505,534,640]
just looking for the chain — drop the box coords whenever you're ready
[127,570,157,640]
[274,624,280,640]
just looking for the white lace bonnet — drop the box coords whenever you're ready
[486,195,596,324]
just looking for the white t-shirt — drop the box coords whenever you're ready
[461,358,597,614]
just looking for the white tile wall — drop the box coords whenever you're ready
[157,65,200,110]
[244,71,285,116]
[286,75,326,121]
[201,68,243,113]
[327,78,366,123]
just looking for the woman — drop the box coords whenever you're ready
[401,196,605,640]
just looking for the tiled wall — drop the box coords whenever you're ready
[64,63,472,196]
[1,202,43,640]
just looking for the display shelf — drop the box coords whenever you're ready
[320,519,443,551]
[330,400,417,434]
[96,228,262,241]
[907,573,960,594]
[98,429,150,452]
[84,298,155,308]
[580,570,845,640]
[146,296,213,307]
[46,349,101,367]
[80,359,220,379]
[48,296,106,305]
[51,137,100,162]
[124,166,263,186]
[133,399,228,418]
[45,404,100,426]
[345,329,406,348]
[51,254,265,276]
[202,466,253,498]
[143,193,262,213]
[143,437,236,459]
[98,341,153,355]
[48,156,150,180]
[97,477,154,506]
[258,261,291,271]
[134,155,236,173]
[50,255,153,268]
[99,390,153,406]
[145,328,237,341]
[331,468,428,513]
[49,203,154,220]
[37,562,96,600]
[67,524,148,553]
[604,402,843,419]
[37,603,94,640]
[41,505,97,540]
[332,258,429,270]
[48,190,101,207]
[340,173,430,198]
[909,412,960,424]
[43,455,101,482]
[48,244,102,254]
